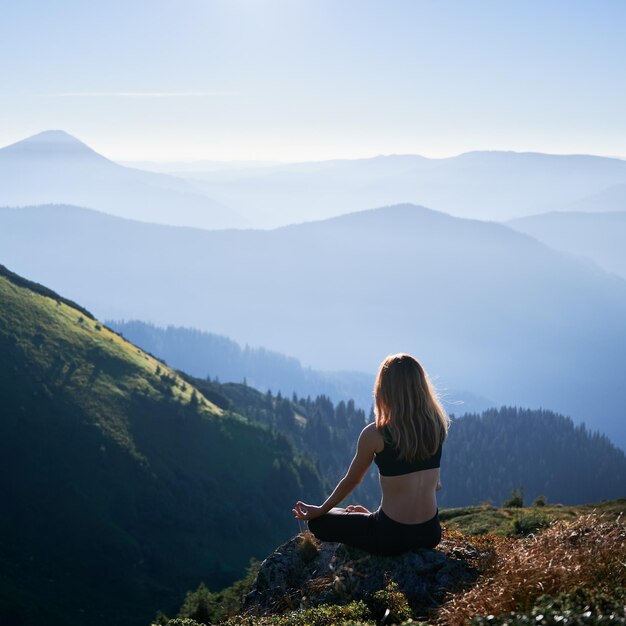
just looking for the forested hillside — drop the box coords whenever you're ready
[440,407,626,506]
[0,265,324,626]
[184,375,380,509]
[108,319,377,412]
[188,375,626,509]
[109,319,494,416]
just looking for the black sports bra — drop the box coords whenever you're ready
[374,426,443,477]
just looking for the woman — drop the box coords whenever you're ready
[293,353,449,556]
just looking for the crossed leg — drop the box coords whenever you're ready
[307,507,378,552]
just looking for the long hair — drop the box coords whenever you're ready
[374,353,449,461]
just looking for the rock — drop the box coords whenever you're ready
[244,531,479,617]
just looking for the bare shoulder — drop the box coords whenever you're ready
[359,422,385,453]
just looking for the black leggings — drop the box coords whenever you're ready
[308,507,441,556]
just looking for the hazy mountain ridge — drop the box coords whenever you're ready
[0,264,324,626]
[508,211,626,279]
[0,130,242,229]
[2,202,626,449]
[163,149,626,226]
[3,131,626,230]
[565,182,626,213]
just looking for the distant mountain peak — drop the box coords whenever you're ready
[1,129,108,162]
[322,202,453,224]
[22,129,83,144]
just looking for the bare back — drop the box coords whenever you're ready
[372,427,440,524]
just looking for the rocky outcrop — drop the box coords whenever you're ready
[244,531,479,617]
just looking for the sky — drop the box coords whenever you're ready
[1,0,625,162]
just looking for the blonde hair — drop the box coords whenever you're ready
[374,353,449,461]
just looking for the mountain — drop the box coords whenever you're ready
[508,211,626,280]
[159,150,626,226]
[0,264,323,626]
[1,202,626,449]
[565,182,626,213]
[107,320,495,416]
[0,130,241,228]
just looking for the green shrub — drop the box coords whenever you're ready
[177,582,217,625]
[162,619,204,626]
[532,494,547,507]
[370,581,412,624]
[216,558,261,619]
[536,586,626,615]
[221,600,371,625]
[152,611,169,625]
[503,487,525,508]
[506,511,551,537]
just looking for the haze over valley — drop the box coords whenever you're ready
[136,150,626,227]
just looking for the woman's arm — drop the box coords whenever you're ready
[293,423,378,520]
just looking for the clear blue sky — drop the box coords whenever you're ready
[1,0,625,161]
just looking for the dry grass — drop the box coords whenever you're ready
[435,513,626,626]
[438,527,511,578]
[297,531,321,563]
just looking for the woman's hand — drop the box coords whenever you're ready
[436,481,443,491]
[345,504,370,513]
[293,501,324,521]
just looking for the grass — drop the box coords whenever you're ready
[469,586,626,626]
[221,601,372,626]
[434,512,626,626]
[440,500,625,537]
[439,505,510,535]
[0,272,228,473]
[0,274,223,450]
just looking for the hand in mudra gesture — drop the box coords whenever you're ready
[292,501,324,521]
[345,504,370,513]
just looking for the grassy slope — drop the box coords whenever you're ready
[0,264,223,439]
[440,498,626,536]
[0,267,323,626]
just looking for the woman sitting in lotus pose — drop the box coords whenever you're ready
[293,353,449,556]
